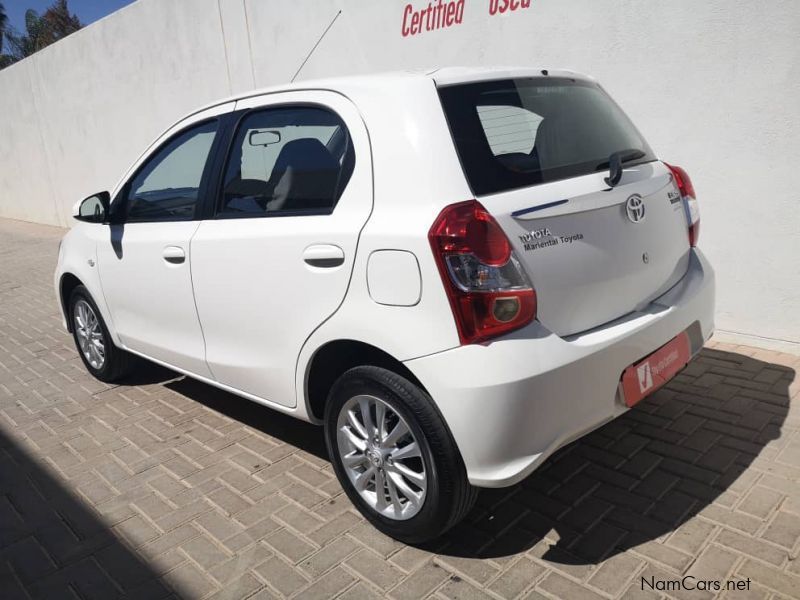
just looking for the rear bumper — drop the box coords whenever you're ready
[404,248,715,488]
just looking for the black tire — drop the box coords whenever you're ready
[69,285,136,383]
[324,366,477,544]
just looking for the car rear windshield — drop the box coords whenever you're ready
[438,77,656,196]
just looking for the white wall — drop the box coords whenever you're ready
[1,0,798,349]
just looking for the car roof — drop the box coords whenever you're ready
[188,66,592,116]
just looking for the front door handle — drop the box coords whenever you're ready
[163,246,186,264]
[303,244,345,268]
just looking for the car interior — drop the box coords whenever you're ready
[222,108,355,216]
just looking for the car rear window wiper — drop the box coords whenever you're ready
[597,148,646,187]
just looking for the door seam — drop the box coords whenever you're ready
[188,221,217,381]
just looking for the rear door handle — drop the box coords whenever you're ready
[303,244,345,268]
[163,246,186,264]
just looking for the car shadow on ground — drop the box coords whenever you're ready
[119,361,327,461]
[164,377,329,462]
[136,347,792,566]
[433,347,794,563]
[116,360,184,387]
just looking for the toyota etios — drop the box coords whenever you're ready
[55,68,714,543]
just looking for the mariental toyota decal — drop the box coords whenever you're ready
[402,0,532,37]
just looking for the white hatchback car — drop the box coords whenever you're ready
[55,67,714,543]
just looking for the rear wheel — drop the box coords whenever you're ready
[324,366,477,543]
[69,285,135,382]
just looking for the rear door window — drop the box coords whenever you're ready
[219,106,354,217]
[438,78,656,196]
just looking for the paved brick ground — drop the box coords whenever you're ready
[1,217,799,600]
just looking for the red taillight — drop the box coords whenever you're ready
[429,200,536,344]
[465,210,511,266]
[665,163,700,247]
[667,163,695,199]
[432,201,511,266]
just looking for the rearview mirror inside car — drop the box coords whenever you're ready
[248,130,281,147]
[73,191,110,223]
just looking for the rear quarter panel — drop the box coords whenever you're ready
[295,78,474,412]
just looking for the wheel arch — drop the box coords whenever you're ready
[59,272,84,332]
[304,339,429,423]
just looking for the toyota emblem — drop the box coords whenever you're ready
[626,195,646,223]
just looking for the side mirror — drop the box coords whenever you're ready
[73,192,110,223]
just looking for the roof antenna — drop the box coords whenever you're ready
[291,10,343,83]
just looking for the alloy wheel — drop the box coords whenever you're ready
[336,394,427,520]
[74,299,105,370]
